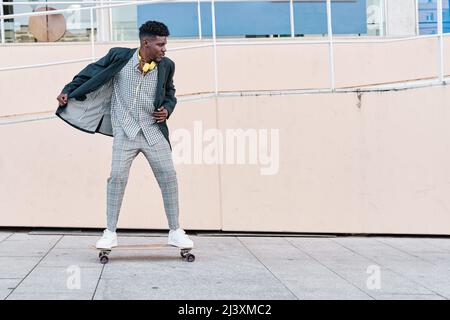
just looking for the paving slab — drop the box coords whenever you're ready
[238,237,373,300]
[0,256,42,278]
[0,279,21,300]
[6,266,102,300]
[0,234,61,257]
[94,274,295,300]
[333,237,450,299]
[375,237,450,267]
[0,232,13,242]
[287,238,435,299]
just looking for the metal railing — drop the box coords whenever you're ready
[0,0,449,126]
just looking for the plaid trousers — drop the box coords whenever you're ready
[106,127,180,231]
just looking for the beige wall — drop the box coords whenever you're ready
[217,87,450,235]
[1,38,450,235]
[335,37,438,87]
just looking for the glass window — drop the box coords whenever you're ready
[366,0,386,36]
[2,0,97,43]
[418,0,450,34]
[111,0,137,42]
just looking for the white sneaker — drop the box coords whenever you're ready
[96,229,118,249]
[168,228,194,248]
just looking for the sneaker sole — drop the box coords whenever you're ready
[96,242,118,250]
[167,241,193,249]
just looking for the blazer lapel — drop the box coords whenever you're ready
[155,59,167,106]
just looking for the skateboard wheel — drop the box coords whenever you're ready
[100,255,109,264]
[186,254,195,262]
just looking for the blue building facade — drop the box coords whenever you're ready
[137,1,368,37]
[419,0,450,34]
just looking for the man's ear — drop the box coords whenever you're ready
[144,37,153,47]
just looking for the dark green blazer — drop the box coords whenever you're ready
[55,47,177,146]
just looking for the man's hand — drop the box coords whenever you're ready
[57,93,68,106]
[152,106,168,123]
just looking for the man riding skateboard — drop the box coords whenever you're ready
[56,21,193,250]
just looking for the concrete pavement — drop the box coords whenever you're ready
[0,230,449,300]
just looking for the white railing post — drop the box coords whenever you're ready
[0,3,5,44]
[289,0,294,38]
[109,4,113,42]
[326,0,335,91]
[380,0,385,36]
[384,0,389,36]
[415,0,420,36]
[197,0,202,40]
[211,0,218,96]
[90,7,95,61]
[437,0,444,83]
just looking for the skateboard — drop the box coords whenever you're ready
[91,244,195,264]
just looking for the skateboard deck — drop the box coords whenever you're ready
[91,244,195,264]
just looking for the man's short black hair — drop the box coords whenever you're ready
[139,21,170,39]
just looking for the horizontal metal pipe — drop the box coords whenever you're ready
[2,78,449,126]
